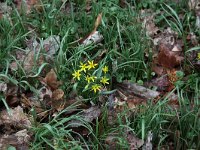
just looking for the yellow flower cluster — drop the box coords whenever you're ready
[72,60,110,93]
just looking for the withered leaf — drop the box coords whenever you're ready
[43,35,60,61]
[15,0,40,14]
[0,129,30,150]
[68,106,101,127]
[152,65,164,76]
[52,89,64,101]
[158,44,184,68]
[51,89,65,111]
[116,81,160,100]
[151,75,171,92]
[23,50,44,73]
[43,69,62,90]
[0,82,7,93]
[0,106,31,129]
[127,132,144,150]
[94,13,102,32]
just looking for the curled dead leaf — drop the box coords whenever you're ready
[94,13,102,32]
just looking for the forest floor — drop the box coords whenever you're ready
[0,0,200,149]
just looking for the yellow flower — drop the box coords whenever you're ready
[100,76,109,85]
[198,53,200,60]
[72,70,81,80]
[85,75,91,83]
[90,76,97,82]
[80,62,88,72]
[91,84,101,93]
[85,75,97,83]
[87,60,98,70]
[102,65,108,73]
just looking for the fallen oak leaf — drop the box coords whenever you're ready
[43,69,62,90]
[157,44,184,68]
[51,89,65,111]
[52,89,64,101]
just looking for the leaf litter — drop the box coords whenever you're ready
[0,1,200,149]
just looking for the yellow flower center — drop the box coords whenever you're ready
[72,70,81,80]
[80,62,88,72]
[91,84,101,93]
[87,60,98,70]
[100,76,109,85]
[102,66,108,73]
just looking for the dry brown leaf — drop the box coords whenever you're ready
[0,2,12,24]
[94,13,102,32]
[23,50,44,73]
[51,89,65,111]
[116,81,160,100]
[119,0,127,8]
[167,92,179,108]
[105,131,144,150]
[81,31,103,46]
[4,84,20,107]
[172,44,182,52]
[38,86,52,101]
[52,99,66,112]
[187,32,199,46]
[15,0,40,14]
[0,82,7,93]
[188,0,199,10]
[0,129,30,150]
[140,9,160,37]
[152,65,164,76]
[82,106,101,122]
[105,133,118,149]
[79,13,103,45]
[52,89,64,101]
[68,106,101,127]
[0,106,31,128]
[43,35,60,61]
[157,44,184,68]
[151,75,171,92]
[127,132,144,150]
[43,69,62,90]
[127,96,146,110]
